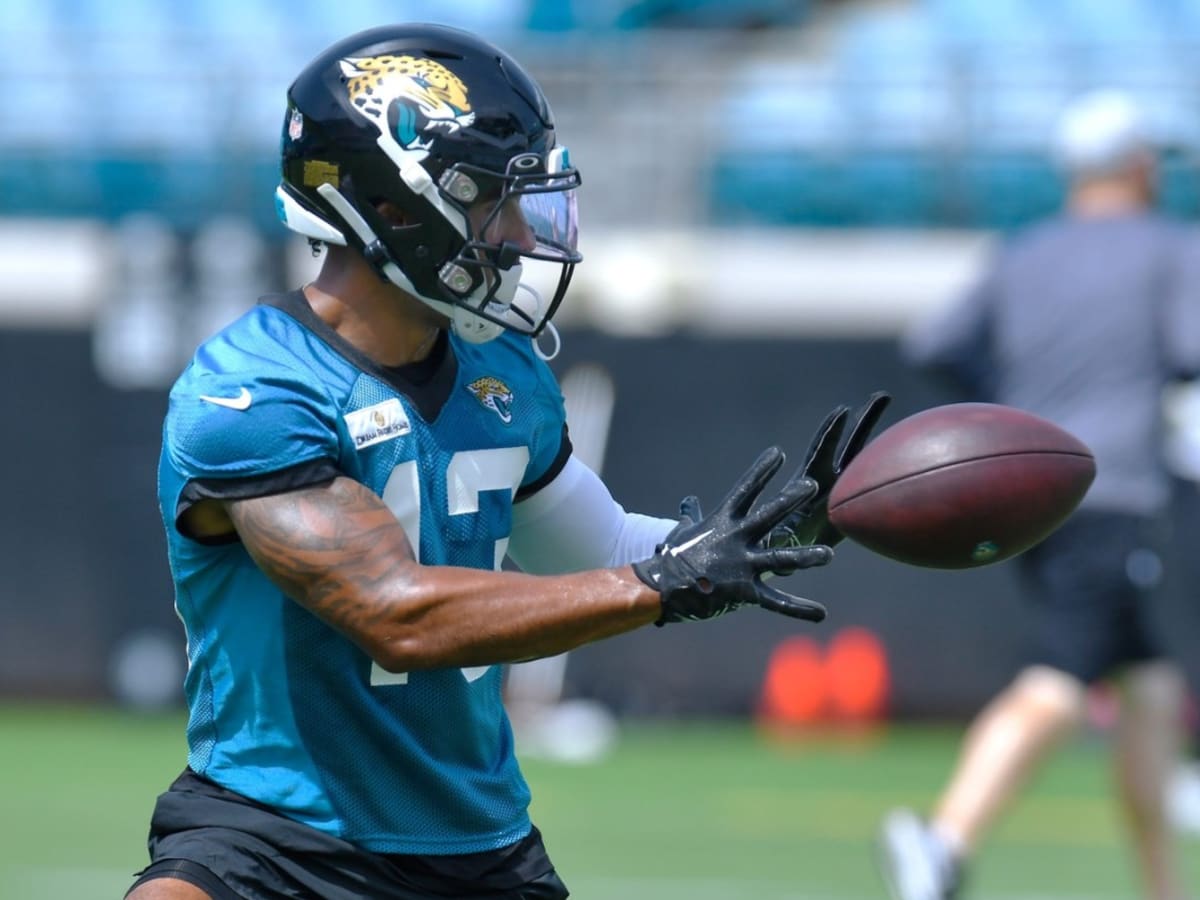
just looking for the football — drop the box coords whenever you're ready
[827,402,1095,568]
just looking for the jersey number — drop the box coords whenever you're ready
[370,446,529,686]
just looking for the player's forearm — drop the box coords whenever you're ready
[364,563,661,671]
[229,476,662,671]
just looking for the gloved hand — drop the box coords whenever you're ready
[632,447,834,625]
[768,391,891,549]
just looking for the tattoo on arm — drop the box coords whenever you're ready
[225,476,660,669]
[227,477,418,641]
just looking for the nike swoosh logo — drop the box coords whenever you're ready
[199,387,252,411]
[667,529,713,556]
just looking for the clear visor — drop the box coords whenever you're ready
[516,187,579,261]
[444,156,582,266]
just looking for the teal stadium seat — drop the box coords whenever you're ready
[710,152,855,227]
[615,0,808,30]
[954,151,1064,230]
[847,151,947,226]
[1160,152,1200,219]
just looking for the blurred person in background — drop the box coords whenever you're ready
[1162,378,1200,837]
[124,22,889,900]
[876,89,1200,900]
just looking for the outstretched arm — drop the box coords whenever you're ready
[227,475,662,673]
[222,445,832,674]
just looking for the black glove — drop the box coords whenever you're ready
[632,447,834,625]
[768,391,892,549]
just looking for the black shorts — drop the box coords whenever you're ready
[127,769,570,900]
[1017,509,1169,684]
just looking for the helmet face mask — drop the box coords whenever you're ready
[277,24,582,344]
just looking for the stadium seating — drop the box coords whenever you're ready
[2,0,1199,230]
[706,0,1200,228]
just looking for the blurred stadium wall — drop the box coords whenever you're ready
[3,0,1200,718]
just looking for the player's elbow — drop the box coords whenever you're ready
[363,632,436,673]
[351,567,454,672]
[362,615,468,672]
[348,571,475,671]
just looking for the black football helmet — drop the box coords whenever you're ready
[276,24,581,345]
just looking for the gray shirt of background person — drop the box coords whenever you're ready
[902,214,1200,517]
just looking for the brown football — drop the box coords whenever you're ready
[827,403,1095,568]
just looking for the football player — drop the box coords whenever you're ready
[125,23,888,900]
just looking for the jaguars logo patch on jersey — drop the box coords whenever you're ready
[466,376,514,424]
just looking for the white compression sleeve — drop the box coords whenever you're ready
[508,455,676,575]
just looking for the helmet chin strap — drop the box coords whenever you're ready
[445,270,561,357]
[443,264,524,345]
[448,302,504,344]
[440,272,561,357]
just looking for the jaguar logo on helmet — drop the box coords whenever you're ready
[277,26,581,355]
[340,54,475,161]
[466,376,514,425]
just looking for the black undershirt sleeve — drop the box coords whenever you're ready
[176,458,341,543]
[515,425,573,502]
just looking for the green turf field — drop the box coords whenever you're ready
[1,704,1195,899]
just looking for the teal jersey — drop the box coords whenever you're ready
[158,291,569,854]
